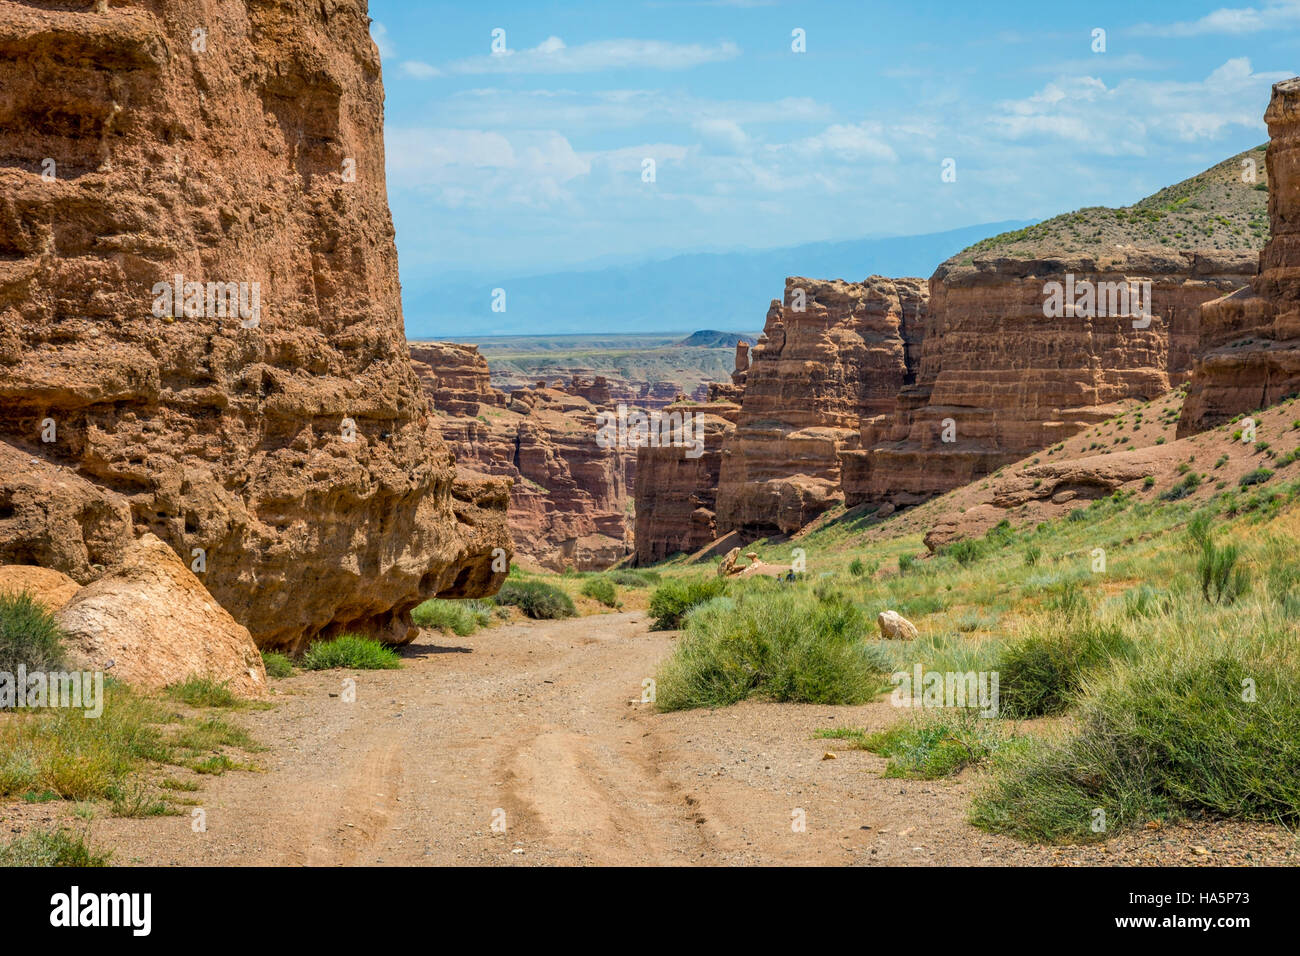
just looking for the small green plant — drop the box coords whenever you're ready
[1239,467,1274,487]
[945,539,985,567]
[299,634,402,670]
[656,591,880,709]
[848,557,865,577]
[580,577,618,607]
[847,712,1013,779]
[1023,544,1041,567]
[0,828,110,867]
[1160,472,1202,501]
[997,612,1132,718]
[493,580,576,620]
[898,554,916,575]
[648,578,727,630]
[166,676,238,708]
[0,591,67,686]
[411,598,493,635]
[1198,540,1249,605]
[261,651,294,679]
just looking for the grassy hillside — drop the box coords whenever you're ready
[637,386,1300,845]
[951,146,1270,264]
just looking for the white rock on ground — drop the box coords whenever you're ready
[56,533,266,696]
[877,609,918,641]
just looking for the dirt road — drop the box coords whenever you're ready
[83,612,1298,866]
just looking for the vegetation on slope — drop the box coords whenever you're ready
[950,146,1270,263]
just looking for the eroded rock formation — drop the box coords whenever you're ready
[0,0,509,650]
[842,251,1256,508]
[1180,78,1300,434]
[633,399,738,564]
[414,343,633,570]
[714,276,928,537]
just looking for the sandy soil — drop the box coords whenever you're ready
[11,611,1295,867]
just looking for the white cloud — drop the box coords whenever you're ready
[1133,0,1300,37]
[386,128,591,208]
[438,36,740,75]
[400,61,441,79]
[370,21,395,59]
[693,118,749,153]
[426,88,831,131]
[990,59,1288,152]
[789,122,898,162]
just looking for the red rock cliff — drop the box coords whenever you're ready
[633,399,738,564]
[714,276,927,537]
[1180,77,1300,434]
[0,0,510,650]
[842,251,1256,508]
[414,343,633,570]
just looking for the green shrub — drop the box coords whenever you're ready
[1120,585,1170,619]
[898,554,916,575]
[299,634,402,670]
[1023,545,1041,567]
[655,591,880,710]
[1160,472,1202,501]
[165,677,238,708]
[1198,539,1249,605]
[848,557,865,577]
[493,580,576,620]
[608,570,658,587]
[996,612,1133,718]
[945,539,985,566]
[0,591,67,685]
[0,828,110,867]
[849,712,1013,779]
[580,577,618,607]
[412,598,493,635]
[648,578,727,630]
[261,651,294,679]
[972,641,1300,843]
[1239,467,1274,487]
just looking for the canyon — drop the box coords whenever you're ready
[413,342,634,571]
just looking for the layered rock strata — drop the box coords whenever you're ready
[633,399,739,564]
[414,343,633,570]
[843,251,1255,507]
[1180,78,1300,434]
[714,276,928,537]
[0,0,509,650]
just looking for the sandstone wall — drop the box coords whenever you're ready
[633,401,738,564]
[1180,77,1300,434]
[843,252,1255,507]
[714,276,927,537]
[414,343,633,570]
[0,0,509,650]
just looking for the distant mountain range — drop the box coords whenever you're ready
[675,330,756,348]
[402,220,1034,337]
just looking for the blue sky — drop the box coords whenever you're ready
[369,0,1299,282]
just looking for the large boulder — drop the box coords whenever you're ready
[0,565,80,612]
[56,535,266,697]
